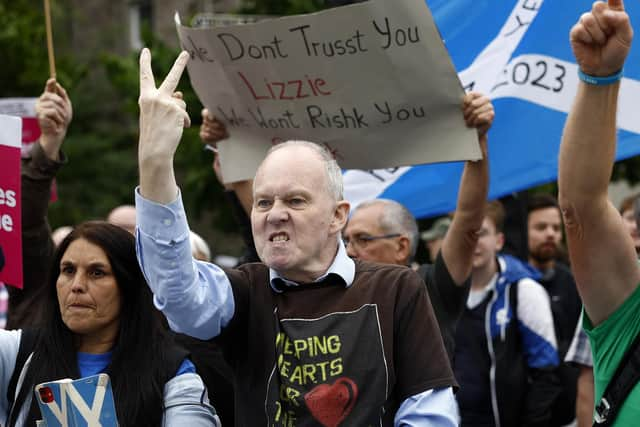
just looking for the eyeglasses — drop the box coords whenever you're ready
[343,233,402,248]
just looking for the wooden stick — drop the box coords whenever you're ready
[44,0,56,78]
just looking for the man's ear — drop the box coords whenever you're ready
[331,200,350,234]
[496,232,505,252]
[395,236,411,265]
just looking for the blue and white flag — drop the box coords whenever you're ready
[344,0,640,218]
[35,374,118,426]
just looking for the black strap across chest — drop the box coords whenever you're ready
[593,329,640,426]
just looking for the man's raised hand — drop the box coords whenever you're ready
[570,0,633,76]
[138,48,192,203]
[138,48,191,165]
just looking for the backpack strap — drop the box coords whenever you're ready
[593,329,640,426]
[7,329,38,405]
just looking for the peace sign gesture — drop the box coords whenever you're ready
[138,48,191,163]
[138,48,191,203]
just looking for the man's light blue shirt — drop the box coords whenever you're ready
[134,188,458,426]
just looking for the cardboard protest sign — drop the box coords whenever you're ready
[0,115,23,288]
[176,0,480,182]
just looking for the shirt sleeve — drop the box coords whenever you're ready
[422,253,471,364]
[516,278,560,368]
[564,311,593,367]
[163,372,222,427]
[394,269,457,399]
[394,388,459,426]
[0,329,22,423]
[135,188,235,340]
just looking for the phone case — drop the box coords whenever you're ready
[34,373,118,426]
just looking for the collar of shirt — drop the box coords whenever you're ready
[269,239,355,293]
[467,272,499,309]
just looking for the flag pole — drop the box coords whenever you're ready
[44,0,56,78]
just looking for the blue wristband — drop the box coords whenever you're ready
[578,68,623,85]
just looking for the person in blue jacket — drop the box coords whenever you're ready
[454,200,561,427]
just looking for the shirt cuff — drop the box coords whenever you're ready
[135,186,190,244]
[395,387,459,427]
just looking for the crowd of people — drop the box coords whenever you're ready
[0,0,638,426]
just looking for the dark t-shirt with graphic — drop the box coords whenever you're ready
[218,259,455,427]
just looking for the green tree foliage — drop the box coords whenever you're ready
[0,0,87,94]
[1,2,241,255]
[0,1,54,94]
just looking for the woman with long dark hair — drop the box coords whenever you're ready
[0,221,220,426]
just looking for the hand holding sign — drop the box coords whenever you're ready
[138,48,191,203]
[200,108,229,145]
[35,78,72,159]
[462,92,494,141]
[198,108,253,212]
[570,0,633,76]
[200,108,230,185]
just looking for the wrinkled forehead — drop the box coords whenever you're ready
[254,145,328,190]
[258,144,324,169]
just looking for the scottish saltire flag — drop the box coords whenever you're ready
[35,374,118,426]
[344,0,640,218]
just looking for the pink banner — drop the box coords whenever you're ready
[0,116,23,288]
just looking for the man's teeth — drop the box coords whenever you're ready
[272,234,289,242]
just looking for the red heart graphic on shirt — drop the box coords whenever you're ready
[304,377,358,427]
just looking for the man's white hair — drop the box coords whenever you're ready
[260,140,344,201]
[354,199,420,261]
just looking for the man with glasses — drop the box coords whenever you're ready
[343,92,494,363]
[343,199,417,266]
